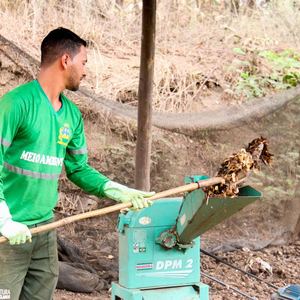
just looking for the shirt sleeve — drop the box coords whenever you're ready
[0,95,23,201]
[64,115,110,197]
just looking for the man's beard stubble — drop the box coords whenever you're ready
[66,78,80,91]
[66,70,80,91]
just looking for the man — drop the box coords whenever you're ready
[0,27,154,300]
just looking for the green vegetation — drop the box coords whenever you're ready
[234,48,300,98]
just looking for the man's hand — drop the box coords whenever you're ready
[0,200,32,245]
[0,219,32,245]
[103,181,155,209]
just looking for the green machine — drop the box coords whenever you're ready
[111,176,262,300]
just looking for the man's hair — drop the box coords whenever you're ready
[41,27,87,66]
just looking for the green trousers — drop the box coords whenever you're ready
[0,226,59,300]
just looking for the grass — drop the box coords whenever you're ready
[0,0,300,112]
[231,48,300,98]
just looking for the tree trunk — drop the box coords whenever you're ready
[135,0,156,191]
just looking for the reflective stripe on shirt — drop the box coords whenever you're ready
[67,147,88,155]
[3,162,60,180]
[0,138,11,147]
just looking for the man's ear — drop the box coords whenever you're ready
[61,54,70,70]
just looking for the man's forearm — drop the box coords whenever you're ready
[66,164,110,197]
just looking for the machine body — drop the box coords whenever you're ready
[112,198,208,299]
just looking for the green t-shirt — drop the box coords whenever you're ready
[0,80,109,225]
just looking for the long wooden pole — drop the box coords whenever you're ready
[0,177,224,244]
[135,0,156,191]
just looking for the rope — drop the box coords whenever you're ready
[201,271,258,300]
[201,248,279,290]
[1,33,300,136]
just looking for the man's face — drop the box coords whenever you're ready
[66,45,87,91]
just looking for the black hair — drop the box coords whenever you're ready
[41,27,87,66]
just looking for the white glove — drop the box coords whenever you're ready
[103,181,155,209]
[0,200,31,245]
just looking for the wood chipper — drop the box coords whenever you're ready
[111,175,262,300]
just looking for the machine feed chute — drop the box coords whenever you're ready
[176,176,262,245]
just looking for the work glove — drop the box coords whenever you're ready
[0,200,31,245]
[103,181,155,209]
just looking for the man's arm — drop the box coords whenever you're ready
[64,117,110,196]
[0,95,32,244]
[64,116,154,209]
[0,96,20,201]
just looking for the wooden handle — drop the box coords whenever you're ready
[0,177,224,244]
[148,177,224,201]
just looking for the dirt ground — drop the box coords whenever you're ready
[1,26,299,300]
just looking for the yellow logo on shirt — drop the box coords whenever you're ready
[57,123,72,146]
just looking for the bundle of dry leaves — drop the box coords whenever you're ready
[204,137,273,198]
